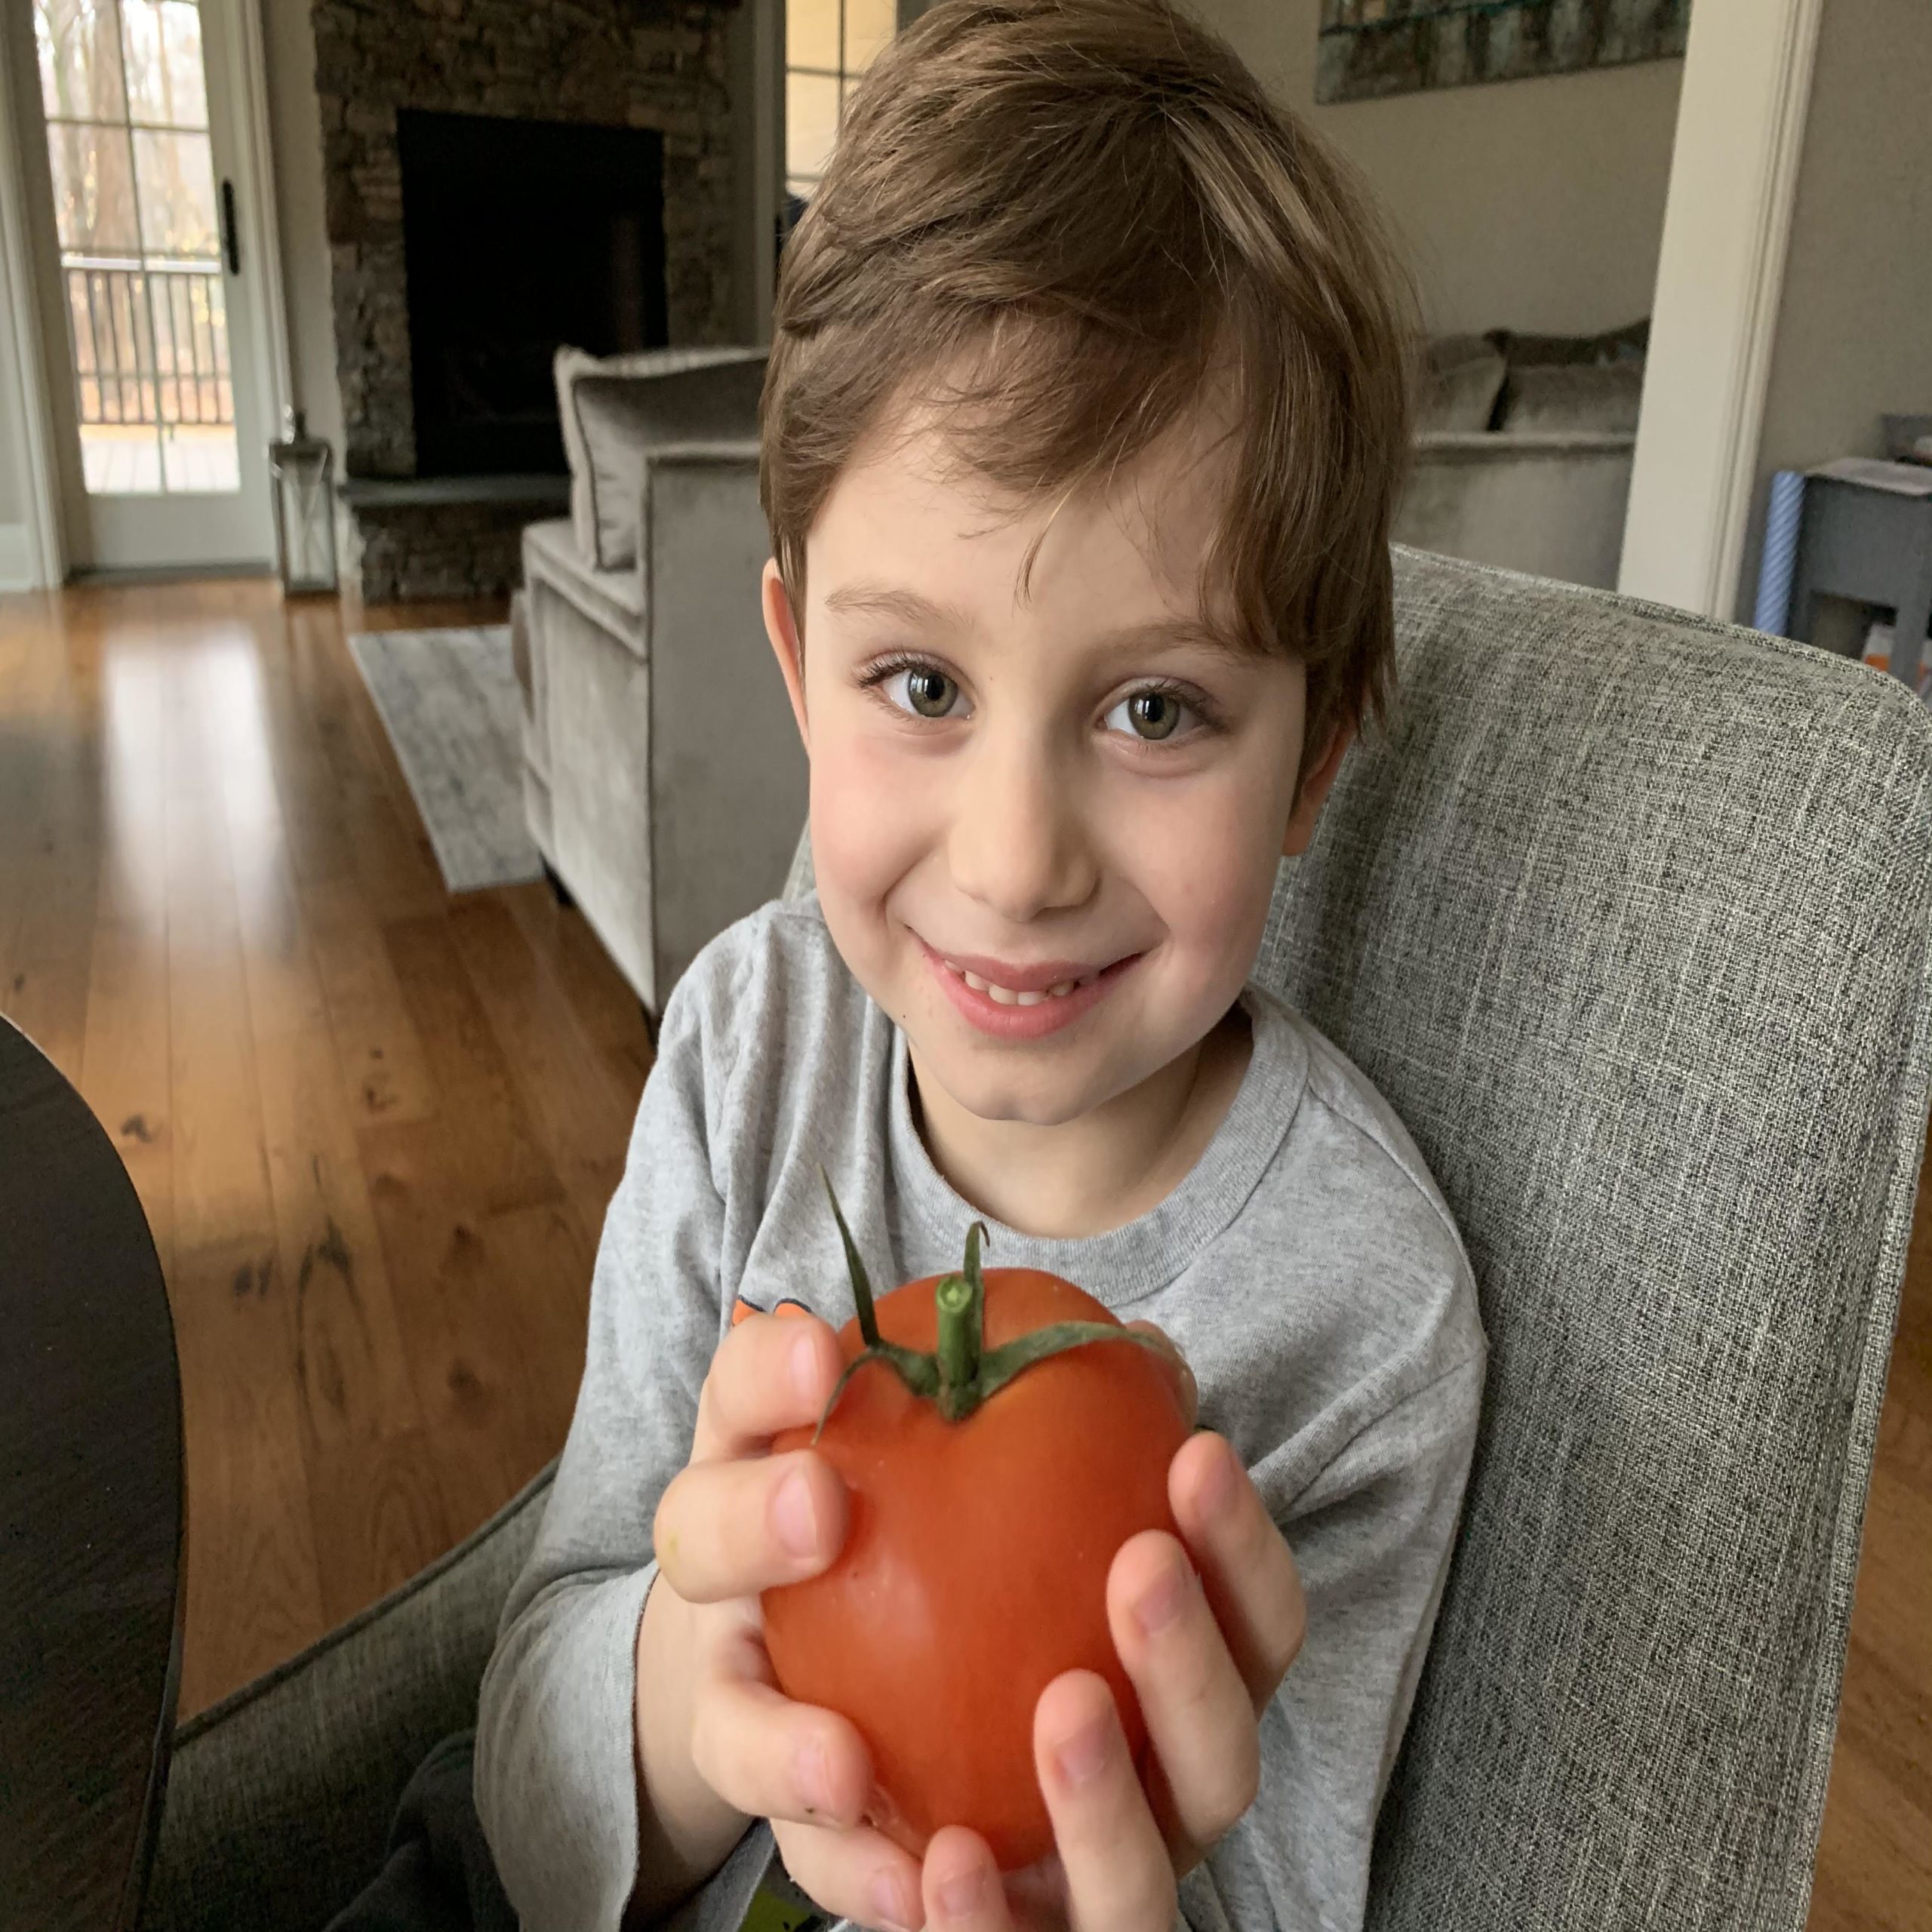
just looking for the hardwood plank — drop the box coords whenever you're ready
[446,894,637,1232]
[255,1022,453,1626]
[168,1235,331,1717]
[162,628,328,1714]
[301,874,439,1128]
[505,879,655,1099]
[382,911,564,1218]
[357,1116,573,1539]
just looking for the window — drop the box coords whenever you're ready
[784,0,897,205]
[33,0,237,494]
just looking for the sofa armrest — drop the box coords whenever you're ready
[140,1463,556,1932]
[638,438,810,1001]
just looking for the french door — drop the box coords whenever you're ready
[17,0,278,572]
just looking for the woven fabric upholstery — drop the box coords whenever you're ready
[1251,545,1932,1930]
[140,1463,555,1932]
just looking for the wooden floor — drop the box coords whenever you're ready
[0,579,1922,1925]
[0,576,653,1720]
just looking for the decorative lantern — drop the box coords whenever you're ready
[268,407,338,595]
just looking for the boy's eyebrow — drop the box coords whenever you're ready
[820,580,1248,658]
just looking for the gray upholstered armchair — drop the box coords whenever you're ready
[142,546,1932,1930]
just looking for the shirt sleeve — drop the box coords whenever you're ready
[1177,1350,1486,1932]
[472,957,766,1932]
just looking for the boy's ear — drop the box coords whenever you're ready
[762,559,810,751]
[1281,715,1357,858]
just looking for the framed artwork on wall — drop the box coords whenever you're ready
[1315,0,1691,104]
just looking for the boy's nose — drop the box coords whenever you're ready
[944,737,1100,923]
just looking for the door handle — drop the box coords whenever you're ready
[220,179,239,274]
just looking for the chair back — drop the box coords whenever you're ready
[1255,546,1932,1930]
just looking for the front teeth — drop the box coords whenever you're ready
[949,964,1095,1003]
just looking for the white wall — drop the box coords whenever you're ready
[1731,0,1932,645]
[1189,0,1684,338]
[0,7,50,589]
[260,0,342,463]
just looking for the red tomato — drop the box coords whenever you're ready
[762,1256,1190,1872]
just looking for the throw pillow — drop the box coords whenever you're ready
[571,358,769,573]
[552,345,767,568]
[1420,334,1508,434]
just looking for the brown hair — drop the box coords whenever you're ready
[758,0,1425,799]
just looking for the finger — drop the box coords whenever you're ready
[774,1814,928,1932]
[1107,1529,1260,1858]
[1122,1319,1198,1429]
[691,1310,844,1462]
[1034,1672,1177,1932]
[921,1826,1011,1932]
[1168,1432,1305,1711]
[688,1615,874,1831]
[654,1447,848,1601]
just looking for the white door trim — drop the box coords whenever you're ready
[233,0,294,435]
[1617,0,1826,620]
[0,0,293,585]
[0,8,66,589]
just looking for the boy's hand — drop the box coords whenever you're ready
[632,1310,893,1922]
[771,1324,1307,1932]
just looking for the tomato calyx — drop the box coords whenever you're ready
[814,1172,1173,1435]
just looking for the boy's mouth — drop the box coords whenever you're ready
[916,940,1141,1040]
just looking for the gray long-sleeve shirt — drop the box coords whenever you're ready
[474,894,1486,1932]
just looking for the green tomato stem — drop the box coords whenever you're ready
[811,1179,1177,1438]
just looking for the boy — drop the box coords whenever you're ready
[474,1,1485,1927]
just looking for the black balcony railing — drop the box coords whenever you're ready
[63,259,233,429]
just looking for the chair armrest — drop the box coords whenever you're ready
[140,1462,556,1932]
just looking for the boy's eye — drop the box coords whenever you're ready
[1106,688,1192,742]
[888,666,964,718]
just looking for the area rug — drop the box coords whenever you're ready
[347,626,544,894]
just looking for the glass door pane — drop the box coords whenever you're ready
[34,0,237,497]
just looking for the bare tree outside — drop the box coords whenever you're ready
[32,0,236,493]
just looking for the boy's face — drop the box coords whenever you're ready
[761,385,1352,1131]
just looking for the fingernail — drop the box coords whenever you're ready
[772,1469,817,1558]
[1134,1559,1188,1636]
[939,1863,987,1919]
[1055,1712,1112,1786]
[1200,1437,1239,1518]
[792,1331,824,1405]
[871,1872,915,1932]
[796,1736,832,1816]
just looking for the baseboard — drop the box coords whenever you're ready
[66,561,278,586]
[0,522,37,591]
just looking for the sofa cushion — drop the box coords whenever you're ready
[552,345,765,567]
[1420,334,1508,433]
[1495,361,1645,436]
[572,358,768,571]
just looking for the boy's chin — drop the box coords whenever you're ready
[915,1038,1149,1131]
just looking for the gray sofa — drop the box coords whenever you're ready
[517,347,807,1019]
[143,543,1930,1932]
[1394,325,1647,590]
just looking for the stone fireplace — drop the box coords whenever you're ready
[312,0,746,601]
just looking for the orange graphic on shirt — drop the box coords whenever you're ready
[731,1294,814,1327]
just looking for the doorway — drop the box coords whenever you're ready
[10,0,280,574]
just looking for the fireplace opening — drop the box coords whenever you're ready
[397,108,669,477]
